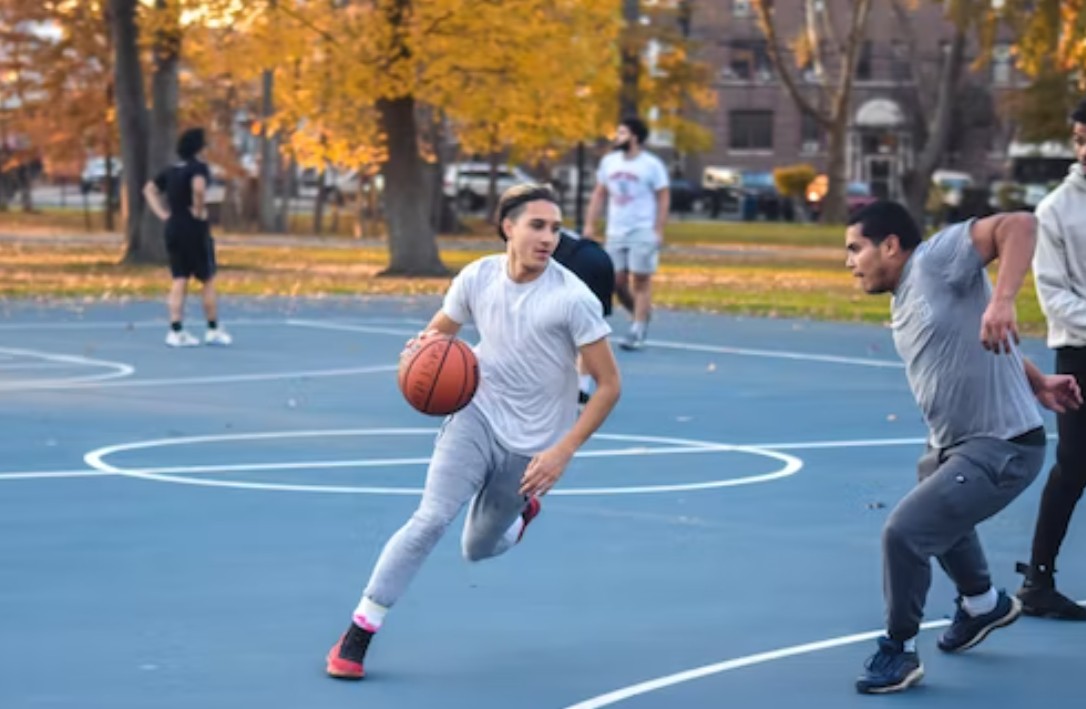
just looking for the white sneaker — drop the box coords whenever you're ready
[165,330,200,347]
[204,328,233,346]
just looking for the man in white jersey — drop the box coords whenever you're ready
[844,201,1082,694]
[584,116,670,351]
[325,183,621,681]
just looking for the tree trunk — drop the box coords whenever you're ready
[313,169,326,235]
[904,27,967,226]
[109,0,151,262]
[378,95,446,276]
[822,100,851,225]
[278,152,296,232]
[619,0,640,119]
[258,69,279,232]
[132,0,179,264]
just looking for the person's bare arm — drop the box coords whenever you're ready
[142,182,170,221]
[654,187,670,243]
[191,174,208,221]
[582,184,608,240]
[969,212,1038,354]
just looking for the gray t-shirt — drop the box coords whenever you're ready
[891,220,1043,448]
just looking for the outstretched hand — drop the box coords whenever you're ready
[1035,374,1084,414]
[519,445,573,497]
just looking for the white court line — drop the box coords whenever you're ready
[289,319,905,369]
[59,445,728,476]
[562,619,951,709]
[0,347,134,388]
[0,470,103,481]
[563,598,1086,709]
[0,317,428,331]
[5,434,1057,484]
[84,364,398,389]
[286,318,418,338]
[0,362,71,371]
[80,430,803,496]
[647,338,903,369]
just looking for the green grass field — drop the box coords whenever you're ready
[0,232,1047,334]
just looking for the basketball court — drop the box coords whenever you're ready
[1,296,1082,708]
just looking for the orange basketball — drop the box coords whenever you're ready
[398,335,479,416]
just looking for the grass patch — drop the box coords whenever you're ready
[0,239,1047,335]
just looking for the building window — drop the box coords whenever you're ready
[992,43,1012,86]
[728,40,772,81]
[730,110,774,150]
[855,41,873,81]
[800,113,822,154]
[890,41,910,82]
[733,0,752,17]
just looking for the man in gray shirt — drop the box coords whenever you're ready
[844,201,1082,694]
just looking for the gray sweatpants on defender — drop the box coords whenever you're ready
[363,403,532,608]
[883,433,1046,641]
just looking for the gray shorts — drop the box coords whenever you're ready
[607,228,659,275]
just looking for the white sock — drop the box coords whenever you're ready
[902,637,916,652]
[352,597,387,632]
[631,321,645,337]
[962,587,998,617]
[578,374,594,394]
[504,517,525,546]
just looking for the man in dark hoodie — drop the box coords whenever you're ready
[1016,98,1086,620]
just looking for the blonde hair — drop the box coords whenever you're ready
[495,183,559,241]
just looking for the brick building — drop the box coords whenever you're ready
[671,0,1029,200]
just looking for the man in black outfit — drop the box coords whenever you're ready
[143,127,232,348]
[1015,99,1086,619]
[552,228,615,403]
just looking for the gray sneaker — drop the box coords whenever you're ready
[619,330,645,351]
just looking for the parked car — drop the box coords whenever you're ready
[805,175,875,220]
[443,162,534,212]
[81,157,123,193]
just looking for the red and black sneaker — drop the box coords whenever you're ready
[326,622,374,680]
[517,496,542,543]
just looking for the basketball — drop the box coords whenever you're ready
[398,334,479,416]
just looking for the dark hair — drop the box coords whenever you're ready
[620,116,649,145]
[1072,99,1086,125]
[177,128,206,161]
[847,200,922,251]
[495,183,560,241]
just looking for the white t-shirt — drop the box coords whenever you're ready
[596,150,670,241]
[442,255,612,455]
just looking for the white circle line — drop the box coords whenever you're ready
[561,595,1086,709]
[561,619,954,709]
[81,429,804,496]
[0,346,135,389]
[5,435,974,484]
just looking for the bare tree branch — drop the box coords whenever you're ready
[816,0,844,55]
[752,0,830,127]
[888,0,932,125]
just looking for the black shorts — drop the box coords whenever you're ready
[553,234,614,317]
[165,218,216,282]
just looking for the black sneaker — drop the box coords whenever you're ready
[1016,561,1086,620]
[326,622,374,680]
[937,590,1021,653]
[855,636,924,694]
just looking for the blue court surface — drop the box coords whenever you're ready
[1,297,1083,709]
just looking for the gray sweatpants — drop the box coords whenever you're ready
[363,403,532,608]
[883,431,1046,640]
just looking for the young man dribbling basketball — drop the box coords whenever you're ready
[325,183,621,680]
